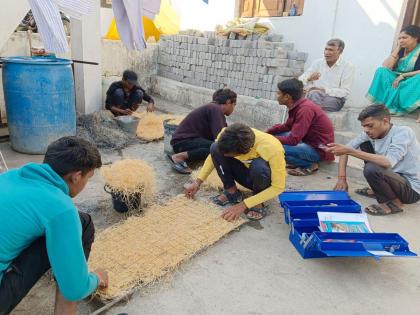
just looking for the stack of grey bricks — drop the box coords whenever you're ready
[157,33,308,100]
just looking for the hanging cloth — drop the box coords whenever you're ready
[27,0,94,53]
[112,0,161,50]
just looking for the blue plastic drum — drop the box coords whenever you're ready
[1,56,76,154]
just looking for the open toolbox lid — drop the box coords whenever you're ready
[283,199,362,224]
[279,190,350,207]
[304,232,417,258]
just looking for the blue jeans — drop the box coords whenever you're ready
[275,132,320,168]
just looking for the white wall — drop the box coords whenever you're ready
[268,0,404,107]
[171,0,237,31]
[0,1,30,50]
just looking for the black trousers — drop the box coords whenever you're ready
[108,88,143,115]
[210,143,271,193]
[0,212,95,315]
[360,141,420,204]
[172,138,213,162]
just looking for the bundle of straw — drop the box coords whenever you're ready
[101,159,155,210]
[135,113,184,141]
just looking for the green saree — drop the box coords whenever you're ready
[367,44,420,115]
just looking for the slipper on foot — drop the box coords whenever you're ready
[245,204,268,221]
[166,154,191,174]
[365,202,403,216]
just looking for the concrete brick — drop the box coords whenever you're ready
[266,34,283,42]
[277,42,294,50]
[269,59,289,67]
[258,41,275,50]
[297,52,308,61]
[288,59,306,69]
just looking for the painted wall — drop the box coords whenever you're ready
[171,0,237,31]
[0,1,29,51]
[267,0,404,107]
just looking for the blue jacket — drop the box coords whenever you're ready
[0,163,98,301]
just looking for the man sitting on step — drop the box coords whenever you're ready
[168,88,237,174]
[299,38,354,112]
[267,79,335,176]
[184,123,286,221]
[328,104,420,215]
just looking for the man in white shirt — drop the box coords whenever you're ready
[299,39,355,112]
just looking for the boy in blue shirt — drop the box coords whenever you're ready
[0,137,108,314]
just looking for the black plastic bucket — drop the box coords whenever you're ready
[104,185,141,213]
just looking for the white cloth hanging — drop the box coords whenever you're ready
[112,0,161,51]
[27,0,94,54]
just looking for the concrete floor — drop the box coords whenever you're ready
[1,112,420,315]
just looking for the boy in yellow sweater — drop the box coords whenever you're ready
[184,123,286,221]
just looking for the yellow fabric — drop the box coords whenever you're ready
[105,0,179,41]
[154,0,180,35]
[105,17,162,41]
[198,128,286,208]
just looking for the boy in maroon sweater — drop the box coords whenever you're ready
[267,79,335,176]
[168,89,237,174]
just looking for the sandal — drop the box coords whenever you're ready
[210,190,242,207]
[355,187,376,199]
[287,167,318,176]
[245,204,268,221]
[365,202,403,216]
[166,154,191,174]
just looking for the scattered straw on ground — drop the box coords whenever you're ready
[135,113,185,141]
[191,167,250,192]
[89,195,246,300]
[77,111,137,150]
[101,159,155,209]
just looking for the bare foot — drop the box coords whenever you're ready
[416,114,420,123]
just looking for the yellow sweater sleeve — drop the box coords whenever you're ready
[197,155,215,182]
[243,142,286,209]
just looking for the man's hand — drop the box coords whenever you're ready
[221,202,247,222]
[146,103,156,112]
[326,143,353,156]
[308,72,321,82]
[392,75,404,88]
[184,180,201,199]
[334,179,349,191]
[94,268,109,289]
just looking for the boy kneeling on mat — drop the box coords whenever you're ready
[184,123,286,221]
[328,104,420,215]
[0,137,108,315]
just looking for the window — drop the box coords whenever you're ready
[240,0,305,17]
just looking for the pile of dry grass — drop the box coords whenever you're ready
[88,195,245,300]
[134,112,184,141]
[101,159,155,210]
[191,167,250,192]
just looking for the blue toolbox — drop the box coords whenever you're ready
[279,191,417,259]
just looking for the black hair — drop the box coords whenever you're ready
[401,25,420,43]
[327,38,345,52]
[217,123,255,155]
[213,88,237,104]
[358,104,390,121]
[43,136,102,176]
[277,79,304,101]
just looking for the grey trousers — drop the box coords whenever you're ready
[306,90,345,112]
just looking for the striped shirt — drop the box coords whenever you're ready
[28,0,93,53]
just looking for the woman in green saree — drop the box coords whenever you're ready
[367,25,420,122]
